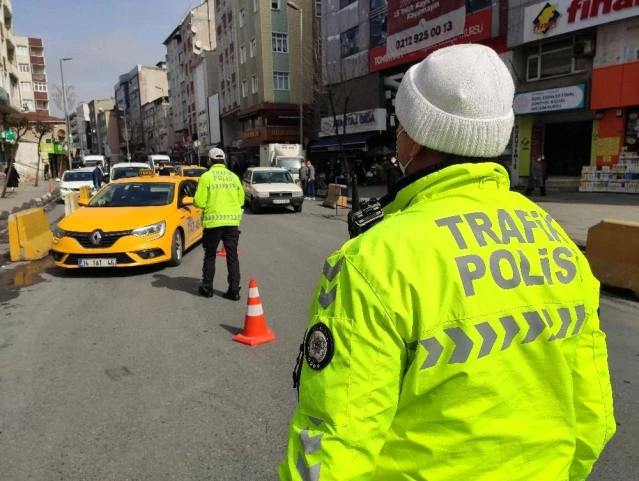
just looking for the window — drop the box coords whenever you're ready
[254,0,259,12]
[34,82,47,92]
[250,37,257,58]
[466,0,492,14]
[526,37,587,81]
[20,81,32,91]
[272,0,280,10]
[340,26,360,58]
[22,99,34,111]
[252,74,258,94]
[340,0,357,9]
[242,79,248,98]
[16,45,29,56]
[19,63,30,73]
[272,33,289,53]
[273,71,289,90]
[239,8,245,28]
[370,11,387,48]
[370,0,387,10]
[240,45,247,64]
[315,0,322,16]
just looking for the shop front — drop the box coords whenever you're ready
[512,83,592,189]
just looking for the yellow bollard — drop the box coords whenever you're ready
[79,186,91,205]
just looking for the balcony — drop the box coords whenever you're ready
[30,56,45,66]
[28,37,43,47]
[34,91,48,101]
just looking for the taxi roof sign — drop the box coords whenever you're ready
[139,169,155,177]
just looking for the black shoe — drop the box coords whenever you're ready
[223,289,240,301]
[198,285,214,298]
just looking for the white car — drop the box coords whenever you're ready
[242,167,304,213]
[82,155,105,168]
[110,162,151,182]
[59,167,96,199]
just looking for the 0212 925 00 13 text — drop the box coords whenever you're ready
[394,20,454,50]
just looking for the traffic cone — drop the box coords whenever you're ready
[217,244,226,257]
[233,278,276,347]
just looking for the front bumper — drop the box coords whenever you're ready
[254,196,303,208]
[51,234,171,269]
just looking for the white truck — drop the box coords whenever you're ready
[259,143,305,182]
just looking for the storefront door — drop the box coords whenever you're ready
[544,121,593,177]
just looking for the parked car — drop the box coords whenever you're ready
[59,168,95,199]
[242,167,304,213]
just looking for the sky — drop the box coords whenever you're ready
[13,0,200,118]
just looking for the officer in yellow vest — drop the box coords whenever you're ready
[279,44,615,481]
[194,147,244,300]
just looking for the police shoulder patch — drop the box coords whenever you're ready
[304,323,334,371]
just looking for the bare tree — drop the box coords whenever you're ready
[1,117,31,198]
[51,84,77,114]
[33,122,54,187]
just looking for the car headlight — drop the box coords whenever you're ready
[292,191,303,197]
[52,226,67,239]
[256,191,269,198]
[132,221,166,240]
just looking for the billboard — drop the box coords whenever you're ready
[370,7,492,72]
[386,0,466,57]
[523,0,639,44]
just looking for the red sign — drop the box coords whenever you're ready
[370,7,493,72]
[387,0,466,57]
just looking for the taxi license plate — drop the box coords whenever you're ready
[78,258,117,268]
[273,199,290,204]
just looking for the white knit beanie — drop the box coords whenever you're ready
[395,44,515,158]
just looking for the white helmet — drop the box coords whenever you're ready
[208,147,226,160]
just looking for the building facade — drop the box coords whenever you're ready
[75,102,91,156]
[215,0,316,166]
[164,1,216,162]
[0,0,21,116]
[114,63,169,158]
[14,36,49,114]
[87,98,115,156]
[97,108,122,163]
[142,96,173,155]
[507,0,639,193]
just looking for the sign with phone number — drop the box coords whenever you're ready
[387,0,466,57]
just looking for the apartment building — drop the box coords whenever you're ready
[114,63,169,157]
[97,108,122,162]
[69,111,81,153]
[142,96,173,155]
[0,0,20,116]
[215,0,315,162]
[14,36,48,114]
[75,102,91,155]
[163,1,216,160]
[87,98,115,156]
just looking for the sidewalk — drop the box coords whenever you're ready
[0,175,60,220]
[348,185,639,248]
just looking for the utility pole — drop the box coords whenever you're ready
[287,2,303,149]
[60,57,73,172]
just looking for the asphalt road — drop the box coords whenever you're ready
[0,201,637,480]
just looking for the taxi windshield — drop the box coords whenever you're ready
[252,171,293,184]
[112,167,147,180]
[63,171,93,182]
[182,168,206,178]
[87,182,175,207]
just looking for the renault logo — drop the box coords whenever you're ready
[90,230,103,246]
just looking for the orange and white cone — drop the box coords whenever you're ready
[217,244,226,256]
[233,278,276,347]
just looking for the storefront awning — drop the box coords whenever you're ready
[310,132,379,152]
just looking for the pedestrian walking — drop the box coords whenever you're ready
[306,160,316,200]
[92,161,103,191]
[299,161,308,196]
[4,163,20,192]
[280,44,615,480]
[194,148,244,300]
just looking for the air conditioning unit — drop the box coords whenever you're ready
[573,39,595,58]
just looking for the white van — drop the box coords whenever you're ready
[147,154,172,168]
[82,155,106,168]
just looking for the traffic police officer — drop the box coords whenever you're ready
[280,44,615,480]
[194,148,244,300]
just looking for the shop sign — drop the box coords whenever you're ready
[242,129,261,140]
[594,16,639,68]
[513,84,586,115]
[386,0,466,57]
[2,130,16,142]
[512,124,521,173]
[268,127,298,137]
[39,142,65,154]
[523,0,639,44]
[319,109,386,137]
[370,7,492,72]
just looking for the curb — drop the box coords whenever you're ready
[0,189,60,220]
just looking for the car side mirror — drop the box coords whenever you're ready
[182,196,194,206]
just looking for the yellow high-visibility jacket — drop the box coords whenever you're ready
[279,162,615,481]
[193,163,244,228]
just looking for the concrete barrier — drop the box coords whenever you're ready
[64,192,80,217]
[586,219,639,297]
[322,183,348,209]
[79,186,92,204]
[7,208,53,262]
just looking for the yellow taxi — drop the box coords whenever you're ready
[177,165,207,179]
[51,169,203,269]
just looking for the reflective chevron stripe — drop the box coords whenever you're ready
[322,257,343,282]
[297,423,323,481]
[318,285,337,310]
[419,304,587,370]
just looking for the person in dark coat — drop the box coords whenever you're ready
[4,164,20,192]
[384,156,402,194]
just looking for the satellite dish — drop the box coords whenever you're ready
[195,40,203,49]
[191,25,198,34]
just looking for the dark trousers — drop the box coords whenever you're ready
[307,180,316,198]
[202,226,240,291]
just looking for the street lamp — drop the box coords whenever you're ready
[60,57,73,172]
[286,1,303,149]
